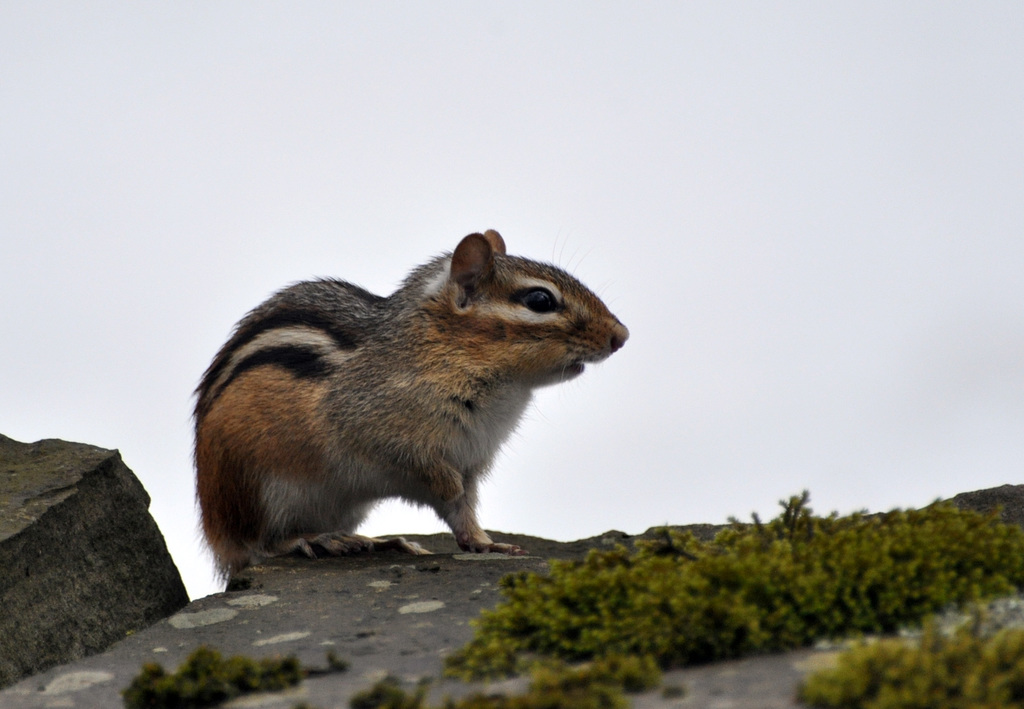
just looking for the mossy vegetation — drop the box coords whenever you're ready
[349,655,661,709]
[121,645,325,708]
[800,620,1024,708]
[445,493,1024,679]
[349,676,430,709]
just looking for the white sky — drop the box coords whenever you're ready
[2,3,1022,600]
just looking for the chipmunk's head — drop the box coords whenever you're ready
[418,230,629,387]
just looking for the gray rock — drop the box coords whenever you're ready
[949,483,1024,526]
[2,483,1023,708]
[0,434,189,689]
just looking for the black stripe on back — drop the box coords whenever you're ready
[240,309,359,352]
[218,345,332,394]
[198,308,357,404]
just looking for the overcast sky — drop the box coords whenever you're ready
[3,3,1022,600]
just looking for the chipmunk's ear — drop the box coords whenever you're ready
[450,233,498,303]
[482,229,506,255]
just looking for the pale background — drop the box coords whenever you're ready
[2,3,1022,600]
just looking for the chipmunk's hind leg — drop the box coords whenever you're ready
[270,532,432,559]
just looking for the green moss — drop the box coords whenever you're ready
[661,684,686,699]
[349,656,659,709]
[445,493,1024,679]
[350,675,430,709]
[326,650,351,672]
[800,620,1024,708]
[573,653,661,693]
[121,645,334,708]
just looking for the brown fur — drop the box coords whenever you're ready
[196,368,329,575]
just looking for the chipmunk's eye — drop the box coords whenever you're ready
[515,287,559,313]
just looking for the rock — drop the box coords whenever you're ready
[948,484,1024,527]
[0,434,188,689]
[2,483,1024,707]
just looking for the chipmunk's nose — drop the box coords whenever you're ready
[609,322,629,354]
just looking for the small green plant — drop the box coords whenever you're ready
[323,651,351,673]
[350,675,430,709]
[349,655,660,709]
[800,620,1024,708]
[122,645,344,708]
[445,493,1024,679]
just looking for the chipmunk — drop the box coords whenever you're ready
[194,230,628,579]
